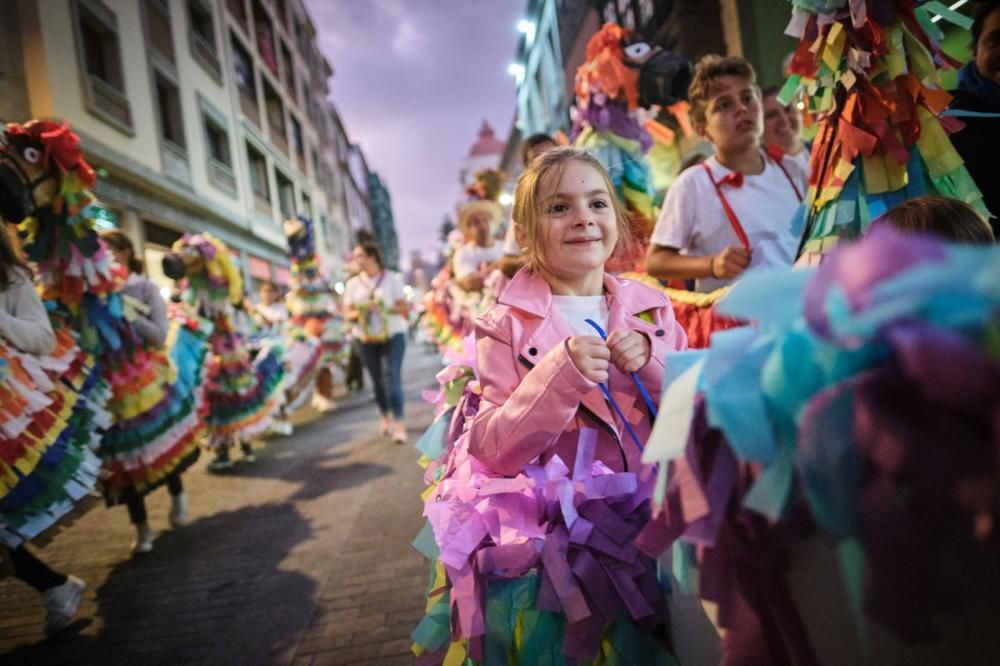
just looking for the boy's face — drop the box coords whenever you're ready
[975,8,1000,84]
[762,93,800,151]
[698,75,762,153]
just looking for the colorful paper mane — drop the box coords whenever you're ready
[782,0,987,261]
[171,232,285,445]
[8,119,208,505]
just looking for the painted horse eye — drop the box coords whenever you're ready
[22,146,41,164]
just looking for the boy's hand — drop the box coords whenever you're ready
[711,245,751,279]
[567,336,610,384]
[606,329,651,373]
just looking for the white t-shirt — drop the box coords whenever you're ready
[551,295,609,338]
[650,152,806,292]
[343,270,407,338]
[788,147,810,175]
[502,222,521,256]
[452,241,504,280]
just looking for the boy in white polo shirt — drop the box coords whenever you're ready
[646,55,806,292]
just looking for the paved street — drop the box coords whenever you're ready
[1,345,443,665]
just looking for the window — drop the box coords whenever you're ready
[144,0,175,64]
[231,34,255,95]
[231,33,259,125]
[280,40,296,103]
[154,72,185,150]
[276,170,295,216]
[227,0,248,32]
[310,148,320,181]
[201,98,235,194]
[187,0,220,80]
[289,114,304,162]
[251,0,278,76]
[246,141,271,216]
[204,118,230,167]
[301,193,311,219]
[263,79,286,152]
[274,0,288,28]
[73,0,132,131]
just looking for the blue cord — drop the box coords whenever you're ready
[583,318,659,453]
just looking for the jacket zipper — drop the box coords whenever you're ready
[517,354,629,472]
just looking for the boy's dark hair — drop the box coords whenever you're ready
[875,195,994,244]
[972,1,1000,53]
[521,133,555,167]
[688,55,759,126]
[760,85,780,99]
[358,241,383,268]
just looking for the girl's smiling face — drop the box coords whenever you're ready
[535,160,618,290]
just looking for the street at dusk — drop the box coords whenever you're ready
[2,1,999,665]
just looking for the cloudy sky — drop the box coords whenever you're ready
[305,1,525,268]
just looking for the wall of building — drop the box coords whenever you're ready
[3,0,362,294]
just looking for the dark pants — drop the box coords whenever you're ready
[346,339,365,391]
[125,473,183,525]
[9,545,66,592]
[357,333,406,419]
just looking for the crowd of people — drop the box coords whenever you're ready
[0,120,414,635]
[2,1,999,661]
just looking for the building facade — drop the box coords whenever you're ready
[1,0,366,293]
[366,171,399,271]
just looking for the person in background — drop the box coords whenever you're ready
[645,55,806,292]
[761,85,810,173]
[871,195,995,244]
[1,225,86,635]
[343,242,409,443]
[100,229,186,555]
[452,203,504,293]
[498,133,558,278]
[253,281,288,334]
[948,0,1000,234]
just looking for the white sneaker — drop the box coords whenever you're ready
[42,575,86,636]
[169,492,189,528]
[131,524,156,555]
[270,419,293,436]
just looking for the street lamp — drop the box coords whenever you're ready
[508,62,525,85]
[517,19,536,43]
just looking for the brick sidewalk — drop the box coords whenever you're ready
[1,345,444,665]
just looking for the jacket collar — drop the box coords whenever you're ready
[499,268,663,318]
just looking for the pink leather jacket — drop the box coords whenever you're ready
[469,269,688,477]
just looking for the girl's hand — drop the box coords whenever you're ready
[606,329,650,373]
[567,335,610,384]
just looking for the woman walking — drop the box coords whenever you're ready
[343,242,408,443]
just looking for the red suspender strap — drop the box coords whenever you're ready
[701,162,751,252]
[765,144,804,202]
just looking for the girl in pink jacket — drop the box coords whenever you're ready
[415,148,687,663]
[469,147,687,477]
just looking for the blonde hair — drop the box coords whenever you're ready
[512,147,635,272]
[688,54,759,127]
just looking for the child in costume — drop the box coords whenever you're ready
[100,229,190,553]
[646,55,807,292]
[413,148,687,664]
[163,233,285,469]
[0,224,87,636]
[283,215,340,413]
